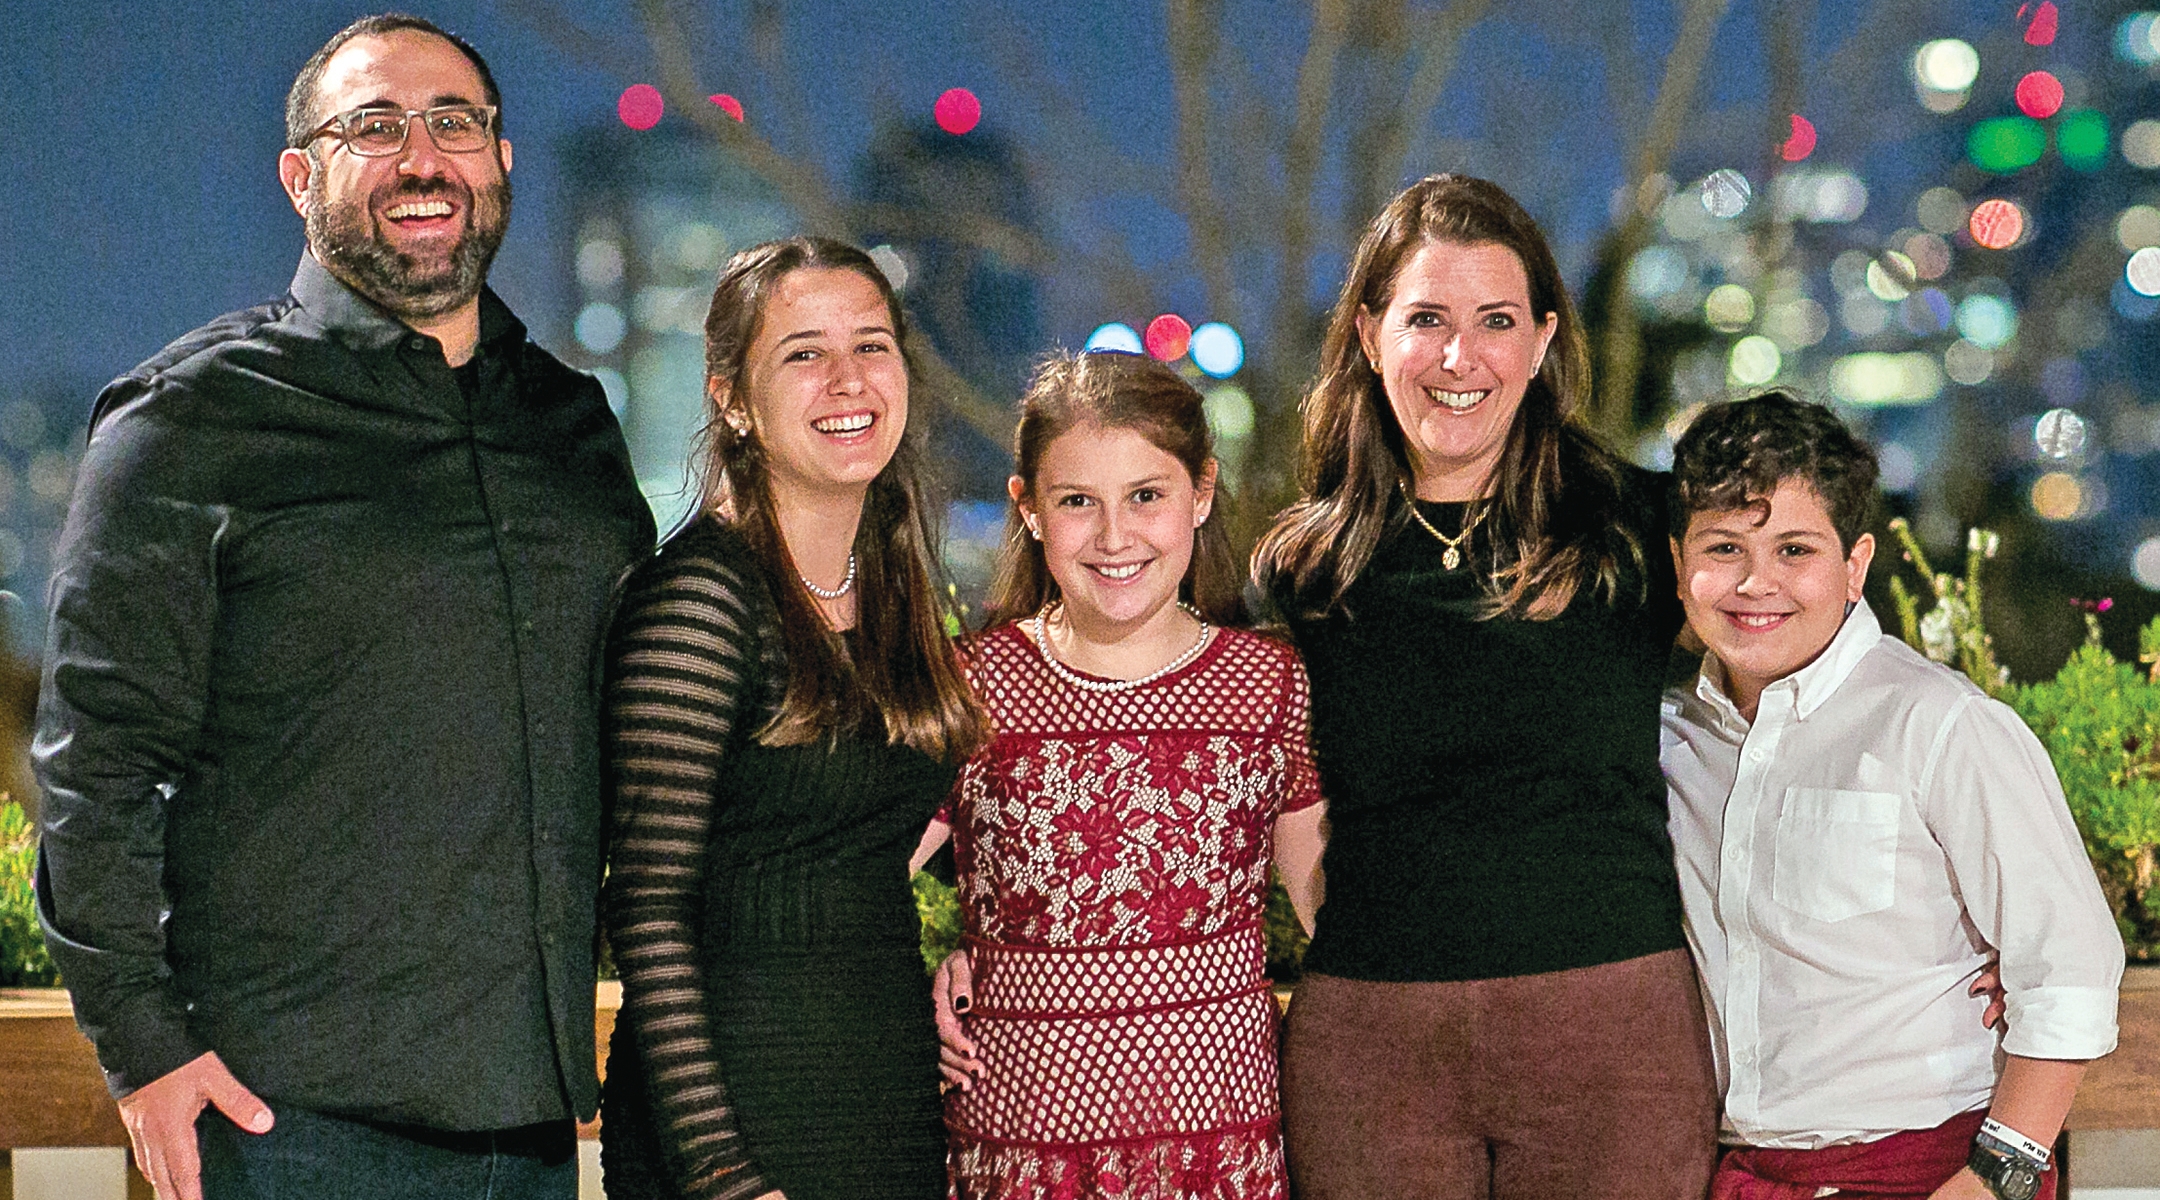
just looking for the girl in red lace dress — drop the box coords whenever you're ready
[911,351,1326,1200]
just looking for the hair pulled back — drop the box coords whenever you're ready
[983,350,1248,629]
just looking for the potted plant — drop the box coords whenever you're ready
[1886,522,2160,1129]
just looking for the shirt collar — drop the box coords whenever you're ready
[289,251,525,360]
[1694,599,1884,726]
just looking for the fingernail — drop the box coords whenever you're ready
[248,1112,273,1132]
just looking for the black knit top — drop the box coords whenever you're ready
[600,517,952,1200]
[1283,464,1687,982]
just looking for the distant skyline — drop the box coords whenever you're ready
[9,0,1988,404]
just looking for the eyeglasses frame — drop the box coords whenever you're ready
[306,104,503,158]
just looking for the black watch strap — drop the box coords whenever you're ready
[1967,1138,2045,1200]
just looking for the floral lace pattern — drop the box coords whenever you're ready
[945,624,1320,1200]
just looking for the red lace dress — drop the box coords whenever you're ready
[944,621,1322,1200]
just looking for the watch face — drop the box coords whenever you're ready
[1998,1165,2041,1200]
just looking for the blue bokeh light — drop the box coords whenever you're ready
[1085,322,1143,354]
[1190,322,1245,377]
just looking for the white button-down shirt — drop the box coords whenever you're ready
[1661,602,2121,1150]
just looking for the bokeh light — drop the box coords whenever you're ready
[1944,340,1994,385]
[1914,39,1981,91]
[1968,118,2047,173]
[575,303,627,354]
[2118,205,2160,252]
[1968,198,2027,249]
[1866,252,1916,301]
[1904,232,1952,279]
[2034,408,2088,459]
[2114,277,2160,321]
[867,244,910,290]
[618,84,665,130]
[2058,110,2110,171]
[1761,298,1830,350]
[2024,1,2060,46]
[1841,290,1892,338]
[2030,472,2083,521]
[1878,442,1920,492]
[1916,187,1969,234]
[1700,170,1751,219]
[2117,13,2160,64]
[1956,294,2019,348]
[1729,336,1781,386]
[934,88,982,135]
[1830,352,1943,406]
[2015,72,2065,120]
[1144,314,1192,361]
[2125,120,2160,168]
[1627,246,1691,300]
[2132,537,2160,590]
[1900,288,1954,336]
[1781,114,1817,162]
[1189,322,1245,378]
[1775,169,1867,222]
[1704,285,1755,332]
[1085,323,1143,354]
[2128,247,2160,297]
[709,94,745,122]
[1203,386,1255,441]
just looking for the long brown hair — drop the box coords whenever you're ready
[697,236,989,760]
[982,351,1248,629]
[1252,174,1641,621]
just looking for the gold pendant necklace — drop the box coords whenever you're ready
[1399,479,1486,571]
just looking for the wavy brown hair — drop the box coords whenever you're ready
[697,236,989,760]
[983,351,1248,629]
[1252,174,1641,621]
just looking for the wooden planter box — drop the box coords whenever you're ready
[0,984,627,1150]
[2067,962,2160,1130]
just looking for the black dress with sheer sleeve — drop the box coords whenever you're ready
[599,516,952,1200]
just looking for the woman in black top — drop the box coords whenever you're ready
[599,237,990,1200]
[1252,176,1717,1198]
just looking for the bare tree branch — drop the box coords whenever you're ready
[1167,0,1240,326]
[1375,0,1495,202]
[1590,0,1735,439]
[1265,0,1353,378]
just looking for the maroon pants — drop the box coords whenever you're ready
[1280,948,1719,1200]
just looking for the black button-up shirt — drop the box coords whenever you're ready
[34,254,655,1128]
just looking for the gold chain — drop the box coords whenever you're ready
[1399,479,1486,571]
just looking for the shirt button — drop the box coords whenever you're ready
[408,336,429,352]
[1747,748,1766,763]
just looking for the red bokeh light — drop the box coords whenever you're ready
[934,88,982,135]
[1144,314,1192,361]
[1780,113,1817,162]
[710,94,745,122]
[618,84,665,130]
[2014,71,2063,120]
[1969,198,2026,250]
[2021,2,2059,46]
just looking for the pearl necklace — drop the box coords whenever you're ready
[1399,479,1487,571]
[800,553,857,599]
[1032,602,1211,693]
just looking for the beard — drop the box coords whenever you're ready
[307,165,512,321]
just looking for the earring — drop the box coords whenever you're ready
[724,411,749,436]
[1026,519,1042,541]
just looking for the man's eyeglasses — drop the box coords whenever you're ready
[309,104,500,157]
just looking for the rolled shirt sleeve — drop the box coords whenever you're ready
[1923,694,2123,1061]
[35,384,223,1094]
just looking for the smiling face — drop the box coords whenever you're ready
[279,29,512,320]
[725,266,908,503]
[1356,239,1556,501]
[1675,477,1876,719]
[1012,423,1216,638]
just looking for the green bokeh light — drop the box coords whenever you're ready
[2058,109,2110,171]
[1968,116,2048,173]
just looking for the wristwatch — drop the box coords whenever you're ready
[1967,1130,2045,1200]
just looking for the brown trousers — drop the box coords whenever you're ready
[1281,948,1719,1199]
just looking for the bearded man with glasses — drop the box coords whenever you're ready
[33,14,654,1200]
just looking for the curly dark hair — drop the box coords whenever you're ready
[1668,391,1879,551]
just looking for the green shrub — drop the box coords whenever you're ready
[1886,520,2160,959]
[914,870,963,975]
[1,797,59,987]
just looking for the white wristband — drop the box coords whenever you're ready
[1979,1117,2052,1167]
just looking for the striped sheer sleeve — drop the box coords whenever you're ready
[602,539,774,1200]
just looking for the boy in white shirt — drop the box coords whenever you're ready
[1660,392,2122,1200]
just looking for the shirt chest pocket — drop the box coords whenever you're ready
[1771,788,1901,923]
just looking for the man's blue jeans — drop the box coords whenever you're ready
[197,1106,577,1200]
